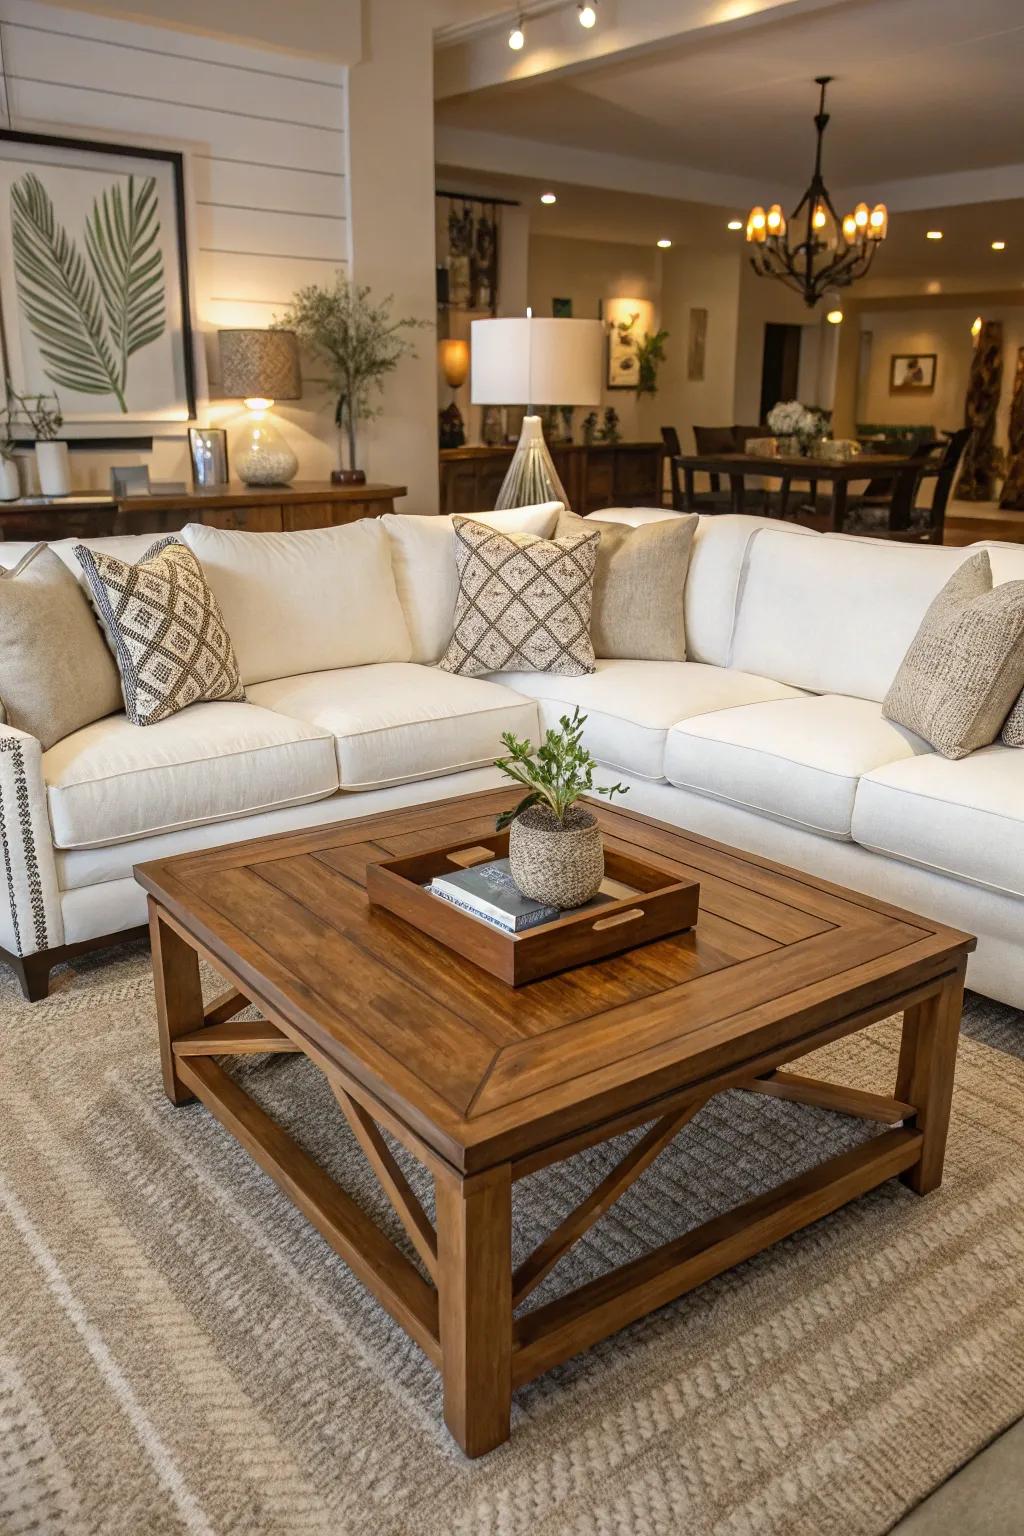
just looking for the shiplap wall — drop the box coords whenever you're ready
[0,0,349,484]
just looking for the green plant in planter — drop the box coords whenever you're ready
[494,707,628,830]
[276,272,429,476]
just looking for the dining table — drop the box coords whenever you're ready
[672,450,921,532]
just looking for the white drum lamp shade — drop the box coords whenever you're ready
[470,317,604,508]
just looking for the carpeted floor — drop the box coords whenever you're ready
[2,941,1023,1536]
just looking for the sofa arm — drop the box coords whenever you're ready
[0,726,62,958]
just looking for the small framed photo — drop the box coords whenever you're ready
[890,353,937,393]
[552,297,573,318]
[188,426,229,488]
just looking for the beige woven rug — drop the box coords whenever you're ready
[2,942,1024,1536]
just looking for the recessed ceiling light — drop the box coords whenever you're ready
[926,230,943,240]
[992,240,1006,251]
[540,192,557,205]
[727,220,743,231]
[657,238,672,249]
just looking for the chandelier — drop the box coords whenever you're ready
[746,77,888,308]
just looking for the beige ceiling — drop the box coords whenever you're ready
[435,0,1024,185]
[436,164,1024,289]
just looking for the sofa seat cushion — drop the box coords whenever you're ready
[665,694,931,839]
[246,663,537,792]
[493,660,806,782]
[43,702,339,850]
[852,746,1024,898]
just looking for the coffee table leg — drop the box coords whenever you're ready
[149,898,205,1107]
[435,1163,512,1457]
[896,966,966,1195]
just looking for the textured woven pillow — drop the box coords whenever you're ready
[882,551,1024,759]
[75,537,245,726]
[439,517,599,677]
[557,509,697,660]
[0,544,123,750]
[1003,690,1024,747]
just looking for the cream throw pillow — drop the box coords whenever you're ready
[382,502,562,662]
[557,509,697,659]
[439,517,599,677]
[181,519,412,685]
[0,544,123,749]
[882,551,1024,759]
[75,537,245,727]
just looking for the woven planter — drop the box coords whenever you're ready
[508,805,604,910]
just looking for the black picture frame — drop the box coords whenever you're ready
[0,127,197,421]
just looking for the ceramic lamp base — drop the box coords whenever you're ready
[494,415,571,510]
[234,413,297,487]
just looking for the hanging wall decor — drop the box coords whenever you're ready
[1000,347,1024,510]
[958,320,1003,502]
[687,307,708,381]
[436,193,504,316]
[0,129,196,428]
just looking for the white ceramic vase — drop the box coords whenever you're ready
[36,440,71,497]
[0,458,20,502]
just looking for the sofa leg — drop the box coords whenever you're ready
[7,949,54,1001]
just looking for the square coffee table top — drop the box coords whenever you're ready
[136,789,975,1173]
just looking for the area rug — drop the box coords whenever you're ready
[2,943,1023,1536]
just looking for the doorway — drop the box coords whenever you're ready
[760,322,803,420]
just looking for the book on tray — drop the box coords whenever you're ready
[429,858,628,934]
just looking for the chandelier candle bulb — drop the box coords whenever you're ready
[746,206,767,243]
[766,204,786,236]
[842,213,859,242]
[868,205,889,240]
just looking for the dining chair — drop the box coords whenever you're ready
[844,429,971,543]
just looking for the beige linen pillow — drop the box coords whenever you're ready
[882,551,1024,759]
[439,517,599,677]
[1003,690,1024,747]
[75,537,245,727]
[557,509,697,659]
[0,544,123,750]
[382,502,562,663]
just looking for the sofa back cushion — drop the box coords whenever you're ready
[382,502,561,663]
[729,529,974,702]
[180,520,412,685]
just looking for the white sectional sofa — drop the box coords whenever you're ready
[2,510,1022,1008]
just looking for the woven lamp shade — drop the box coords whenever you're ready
[219,329,301,400]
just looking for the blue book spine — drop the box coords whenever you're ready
[430,885,555,933]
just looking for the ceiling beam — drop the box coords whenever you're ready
[834,163,1024,214]
[435,0,861,100]
[435,124,797,210]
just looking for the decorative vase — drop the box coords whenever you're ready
[35,440,71,497]
[508,805,604,910]
[234,414,298,487]
[0,458,20,501]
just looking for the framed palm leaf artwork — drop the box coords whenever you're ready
[0,129,196,428]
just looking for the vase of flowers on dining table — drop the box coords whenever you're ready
[766,399,826,456]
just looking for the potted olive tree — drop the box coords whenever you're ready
[277,273,427,484]
[495,708,628,909]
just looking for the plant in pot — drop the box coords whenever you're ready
[10,389,66,495]
[495,708,628,909]
[0,408,20,501]
[276,273,428,485]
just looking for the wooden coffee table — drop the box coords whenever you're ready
[137,791,975,1457]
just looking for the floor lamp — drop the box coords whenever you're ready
[470,317,604,509]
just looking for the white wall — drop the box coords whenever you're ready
[348,0,438,510]
[657,247,741,450]
[527,233,662,441]
[0,0,439,507]
[856,306,1024,449]
[732,262,832,425]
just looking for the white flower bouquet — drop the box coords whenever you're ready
[766,400,818,439]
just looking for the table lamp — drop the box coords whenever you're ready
[470,317,604,508]
[219,329,302,486]
[439,337,470,448]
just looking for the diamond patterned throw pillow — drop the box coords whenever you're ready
[75,537,245,726]
[439,517,600,677]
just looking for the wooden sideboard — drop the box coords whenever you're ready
[439,443,663,516]
[0,481,406,542]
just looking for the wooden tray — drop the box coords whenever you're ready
[366,830,699,986]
